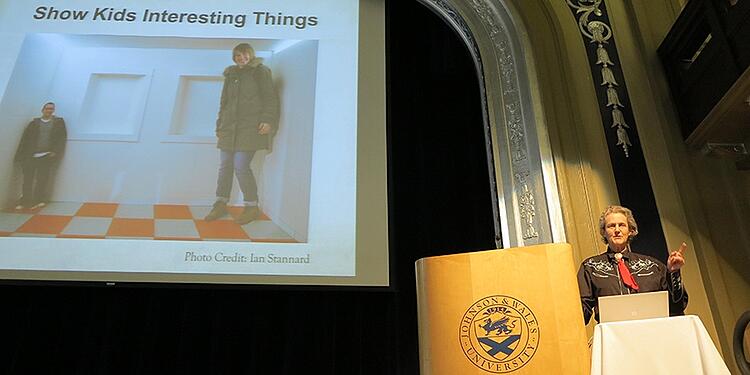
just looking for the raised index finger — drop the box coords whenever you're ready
[677,242,687,255]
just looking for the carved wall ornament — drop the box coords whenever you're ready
[469,0,540,242]
[519,184,538,239]
[567,0,633,157]
[565,1,671,253]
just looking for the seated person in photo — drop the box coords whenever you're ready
[13,102,67,210]
[577,205,688,324]
[205,43,279,224]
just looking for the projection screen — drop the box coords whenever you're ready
[0,0,388,286]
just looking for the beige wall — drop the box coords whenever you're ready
[616,3,750,374]
[504,0,750,373]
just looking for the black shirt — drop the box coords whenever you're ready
[577,247,687,324]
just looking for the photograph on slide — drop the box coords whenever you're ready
[0,0,372,282]
[0,34,318,244]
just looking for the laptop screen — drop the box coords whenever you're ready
[598,291,669,323]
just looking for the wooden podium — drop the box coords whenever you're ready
[415,243,590,374]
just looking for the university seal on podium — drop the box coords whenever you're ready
[459,295,540,373]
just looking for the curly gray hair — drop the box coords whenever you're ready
[598,205,638,244]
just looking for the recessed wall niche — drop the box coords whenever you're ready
[168,75,223,142]
[76,72,151,141]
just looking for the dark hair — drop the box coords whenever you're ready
[42,102,55,110]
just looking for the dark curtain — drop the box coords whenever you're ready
[0,1,496,373]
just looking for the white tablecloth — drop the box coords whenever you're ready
[591,315,730,375]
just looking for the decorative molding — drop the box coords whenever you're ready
[418,0,567,246]
[421,0,504,246]
[469,0,539,241]
[566,0,632,157]
[428,0,483,63]
[519,184,538,239]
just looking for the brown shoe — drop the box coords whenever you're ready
[234,206,260,225]
[204,201,228,221]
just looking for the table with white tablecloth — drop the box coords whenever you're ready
[591,315,730,375]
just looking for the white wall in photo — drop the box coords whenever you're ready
[261,40,318,242]
[44,43,225,204]
[0,33,66,207]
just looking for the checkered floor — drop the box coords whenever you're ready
[0,202,298,242]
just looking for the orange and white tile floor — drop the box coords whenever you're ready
[0,202,298,242]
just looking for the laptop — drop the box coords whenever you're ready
[598,291,669,323]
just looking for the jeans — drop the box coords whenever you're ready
[216,150,258,204]
[21,155,54,206]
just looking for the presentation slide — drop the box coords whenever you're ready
[0,0,388,286]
